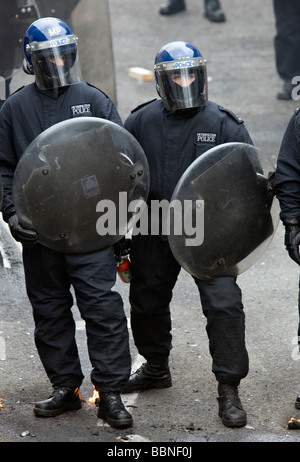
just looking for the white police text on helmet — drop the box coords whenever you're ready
[174,60,194,69]
[49,37,70,47]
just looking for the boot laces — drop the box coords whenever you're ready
[52,386,73,396]
[102,392,123,411]
[220,385,243,410]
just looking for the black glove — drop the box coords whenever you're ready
[114,237,131,263]
[8,213,39,247]
[283,217,300,266]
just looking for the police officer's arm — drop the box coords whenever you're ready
[0,106,38,246]
[0,107,18,222]
[274,110,300,265]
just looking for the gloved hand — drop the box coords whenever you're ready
[114,236,131,263]
[8,213,39,247]
[283,217,300,265]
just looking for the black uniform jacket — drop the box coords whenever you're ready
[124,99,253,203]
[274,109,300,220]
[0,81,122,221]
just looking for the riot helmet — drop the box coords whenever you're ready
[23,17,81,90]
[154,41,208,113]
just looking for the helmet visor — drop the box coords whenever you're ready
[27,35,81,90]
[154,57,207,112]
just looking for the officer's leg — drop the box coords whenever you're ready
[66,246,133,427]
[130,235,180,360]
[195,277,248,383]
[23,245,83,417]
[23,245,84,387]
[122,235,180,393]
[66,246,131,391]
[274,0,300,99]
[194,276,248,427]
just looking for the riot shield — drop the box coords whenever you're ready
[168,142,279,279]
[12,117,149,253]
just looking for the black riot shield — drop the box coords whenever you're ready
[12,117,149,253]
[167,142,279,279]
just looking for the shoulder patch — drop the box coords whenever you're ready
[218,105,244,124]
[131,99,157,114]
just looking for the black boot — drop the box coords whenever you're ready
[217,383,247,427]
[159,0,186,15]
[98,392,133,428]
[121,359,172,393]
[34,386,82,417]
[295,393,300,409]
[277,80,294,100]
[204,0,226,22]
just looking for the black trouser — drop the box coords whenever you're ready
[22,244,131,392]
[129,235,249,385]
[273,0,300,82]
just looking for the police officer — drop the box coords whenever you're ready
[159,0,226,22]
[273,0,300,100]
[121,41,252,428]
[274,108,300,409]
[0,17,132,428]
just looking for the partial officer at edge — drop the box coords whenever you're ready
[274,107,300,410]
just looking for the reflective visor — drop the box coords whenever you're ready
[154,57,207,112]
[26,35,81,90]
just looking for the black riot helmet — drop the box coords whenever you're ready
[23,17,81,90]
[154,41,208,113]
